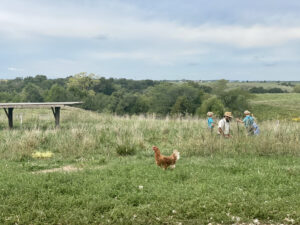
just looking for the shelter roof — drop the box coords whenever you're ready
[0,102,82,108]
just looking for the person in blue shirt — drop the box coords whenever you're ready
[207,112,215,133]
[237,110,255,135]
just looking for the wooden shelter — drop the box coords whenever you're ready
[0,102,82,128]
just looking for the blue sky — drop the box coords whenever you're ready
[1,0,300,80]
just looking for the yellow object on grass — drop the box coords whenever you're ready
[292,118,300,122]
[32,151,54,158]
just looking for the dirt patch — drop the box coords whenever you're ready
[32,165,83,174]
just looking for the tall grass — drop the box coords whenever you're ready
[0,107,299,161]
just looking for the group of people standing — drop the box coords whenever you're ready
[207,110,260,138]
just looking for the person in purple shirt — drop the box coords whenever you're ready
[253,121,260,135]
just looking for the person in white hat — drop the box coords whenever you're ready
[207,112,215,133]
[236,110,255,135]
[218,112,233,138]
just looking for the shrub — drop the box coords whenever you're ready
[218,88,251,117]
[249,87,267,93]
[268,88,285,93]
[293,85,300,93]
[250,87,286,93]
[116,144,136,156]
[196,97,224,118]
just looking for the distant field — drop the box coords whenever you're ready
[0,108,299,224]
[250,93,300,120]
[227,82,294,92]
[201,81,296,92]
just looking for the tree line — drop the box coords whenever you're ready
[0,73,293,118]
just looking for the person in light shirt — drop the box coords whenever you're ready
[218,112,233,138]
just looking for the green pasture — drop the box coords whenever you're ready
[0,107,299,224]
[227,82,294,92]
[250,93,300,120]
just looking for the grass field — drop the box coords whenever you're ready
[250,93,300,120]
[0,107,299,224]
[227,82,294,92]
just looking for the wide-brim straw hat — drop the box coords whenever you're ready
[244,110,251,115]
[207,112,213,116]
[224,112,233,118]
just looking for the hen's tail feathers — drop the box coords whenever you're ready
[173,150,180,160]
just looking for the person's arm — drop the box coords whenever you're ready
[236,118,243,123]
[218,127,224,136]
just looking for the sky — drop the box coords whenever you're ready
[1,0,300,80]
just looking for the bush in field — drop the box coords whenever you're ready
[146,83,204,115]
[82,93,112,112]
[218,88,251,117]
[268,88,286,93]
[115,93,149,115]
[209,80,251,116]
[196,96,224,117]
[0,91,22,102]
[103,90,149,115]
[45,84,71,102]
[22,83,44,102]
[249,87,286,93]
[293,85,300,93]
[67,72,97,99]
[116,144,136,156]
[93,77,117,95]
[212,79,228,96]
[171,96,194,116]
[249,87,267,93]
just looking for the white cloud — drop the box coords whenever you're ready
[88,48,207,66]
[1,0,300,81]
[1,1,300,48]
[8,67,23,71]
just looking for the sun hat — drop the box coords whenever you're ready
[244,110,251,115]
[224,112,233,118]
[207,112,213,116]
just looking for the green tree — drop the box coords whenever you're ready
[22,83,44,102]
[82,93,112,112]
[293,85,300,93]
[218,88,251,117]
[196,97,225,118]
[67,72,98,99]
[93,77,116,95]
[212,79,228,95]
[171,96,193,116]
[146,83,204,115]
[45,84,70,102]
[113,93,149,115]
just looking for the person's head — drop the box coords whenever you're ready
[224,112,233,122]
[207,112,213,117]
[244,110,251,116]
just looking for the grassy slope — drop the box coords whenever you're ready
[203,81,299,120]
[250,93,300,120]
[0,108,299,224]
[227,82,294,92]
